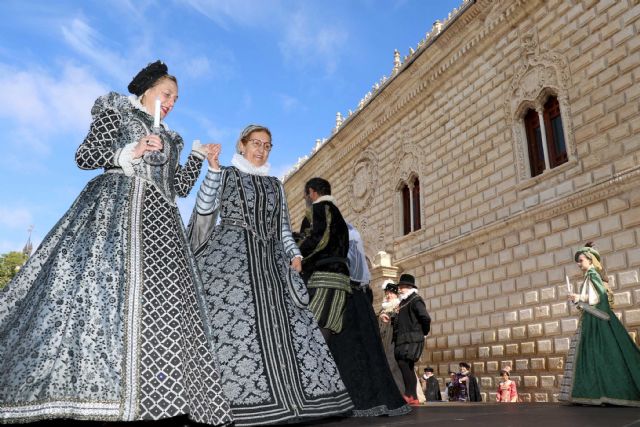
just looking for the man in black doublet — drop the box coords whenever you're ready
[391,274,431,405]
[297,177,351,342]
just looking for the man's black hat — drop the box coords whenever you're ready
[398,273,416,288]
[383,282,398,294]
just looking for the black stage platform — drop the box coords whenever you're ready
[10,403,640,427]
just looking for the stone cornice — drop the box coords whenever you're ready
[394,165,640,267]
[285,0,484,180]
[331,0,529,162]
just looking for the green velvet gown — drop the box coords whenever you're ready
[559,266,640,406]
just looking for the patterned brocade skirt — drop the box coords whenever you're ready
[0,175,232,425]
[195,223,353,426]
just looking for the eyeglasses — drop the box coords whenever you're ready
[247,138,273,151]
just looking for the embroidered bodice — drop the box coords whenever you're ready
[75,92,195,203]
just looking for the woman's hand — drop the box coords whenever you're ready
[380,313,390,323]
[133,134,163,159]
[290,256,302,273]
[567,293,579,303]
[205,143,221,170]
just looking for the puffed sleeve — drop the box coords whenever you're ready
[188,167,225,254]
[75,93,123,170]
[75,92,146,175]
[279,182,302,260]
[173,136,206,198]
[298,203,331,258]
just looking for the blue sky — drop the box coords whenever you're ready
[0,0,461,253]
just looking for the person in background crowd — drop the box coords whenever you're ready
[422,367,442,402]
[387,274,431,406]
[496,369,518,402]
[445,371,457,401]
[455,362,482,402]
[379,281,405,392]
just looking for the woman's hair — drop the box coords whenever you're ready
[236,124,272,154]
[459,362,471,370]
[500,370,510,377]
[305,177,331,196]
[576,241,614,305]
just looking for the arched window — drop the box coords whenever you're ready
[523,95,568,177]
[400,176,421,236]
[524,96,567,176]
[412,178,421,231]
[524,109,545,177]
[402,184,411,235]
[544,96,567,168]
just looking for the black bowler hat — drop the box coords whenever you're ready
[398,273,416,288]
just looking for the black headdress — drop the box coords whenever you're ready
[127,60,168,96]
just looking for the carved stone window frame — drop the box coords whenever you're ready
[506,30,577,187]
[394,172,421,237]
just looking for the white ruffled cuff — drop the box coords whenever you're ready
[115,142,142,176]
[191,139,207,160]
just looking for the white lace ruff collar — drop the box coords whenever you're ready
[231,153,271,176]
[399,288,418,300]
[127,95,169,130]
[314,195,337,205]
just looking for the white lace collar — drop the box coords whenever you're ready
[399,288,418,300]
[314,195,337,205]
[127,95,169,131]
[231,153,271,176]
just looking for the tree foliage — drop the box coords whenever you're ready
[0,251,28,289]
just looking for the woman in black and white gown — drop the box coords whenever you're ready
[0,61,232,425]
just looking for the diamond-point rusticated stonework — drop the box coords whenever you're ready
[284,0,640,403]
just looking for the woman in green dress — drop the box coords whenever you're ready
[559,244,640,407]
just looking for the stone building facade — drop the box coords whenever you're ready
[283,0,640,402]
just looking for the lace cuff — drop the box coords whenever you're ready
[115,142,142,176]
[191,139,207,159]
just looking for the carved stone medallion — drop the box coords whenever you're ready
[349,149,378,213]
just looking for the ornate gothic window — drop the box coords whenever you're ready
[506,30,576,183]
[399,175,421,236]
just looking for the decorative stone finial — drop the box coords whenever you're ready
[393,49,401,73]
[336,112,343,128]
[432,20,443,34]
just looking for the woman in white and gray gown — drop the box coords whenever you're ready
[188,124,353,426]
